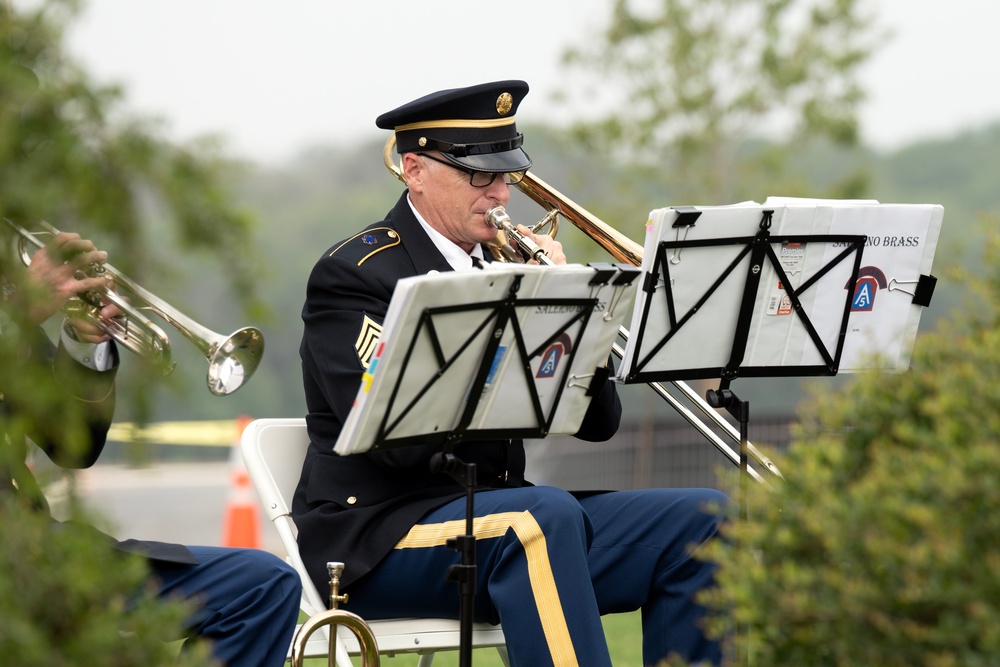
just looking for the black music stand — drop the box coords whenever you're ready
[622,208,867,507]
[617,197,940,666]
[619,200,941,494]
[335,263,640,667]
[624,209,865,385]
[620,200,942,383]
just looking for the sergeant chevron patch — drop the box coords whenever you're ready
[355,314,382,370]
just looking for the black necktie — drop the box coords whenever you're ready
[471,256,484,269]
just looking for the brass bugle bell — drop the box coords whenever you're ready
[3,218,264,396]
[290,562,380,667]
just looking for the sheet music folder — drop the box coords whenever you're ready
[616,197,943,384]
[335,263,640,456]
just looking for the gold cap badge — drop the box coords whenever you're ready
[496,92,513,116]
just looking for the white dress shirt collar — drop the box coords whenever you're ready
[407,194,485,271]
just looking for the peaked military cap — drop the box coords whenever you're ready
[376,80,532,174]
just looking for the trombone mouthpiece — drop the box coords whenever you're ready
[486,206,511,230]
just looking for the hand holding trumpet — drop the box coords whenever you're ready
[8,230,116,333]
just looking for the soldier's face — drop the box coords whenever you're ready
[406,152,510,253]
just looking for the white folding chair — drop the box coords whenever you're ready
[240,417,508,666]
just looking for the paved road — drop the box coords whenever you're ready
[60,460,285,557]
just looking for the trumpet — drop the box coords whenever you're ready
[3,218,264,397]
[383,136,782,481]
[291,562,380,667]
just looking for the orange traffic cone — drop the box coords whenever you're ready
[221,416,262,548]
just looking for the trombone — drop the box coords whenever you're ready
[3,218,264,397]
[384,137,782,482]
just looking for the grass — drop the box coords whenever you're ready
[301,610,643,666]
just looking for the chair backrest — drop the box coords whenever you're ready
[241,418,356,666]
[240,418,328,613]
[240,418,309,523]
[240,417,510,666]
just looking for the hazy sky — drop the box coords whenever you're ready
[59,0,1000,165]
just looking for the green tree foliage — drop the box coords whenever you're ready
[2,0,265,418]
[2,0,260,290]
[696,221,1000,665]
[559,0,883,203]
[1,2,248,662]
[0,498,216,667]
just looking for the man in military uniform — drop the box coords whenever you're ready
[295,80,727,666]
[1,228,301,667]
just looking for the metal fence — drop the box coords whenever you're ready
[91,413,799,492]
[526,414,796,492]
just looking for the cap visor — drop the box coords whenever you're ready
[444,148,532,173]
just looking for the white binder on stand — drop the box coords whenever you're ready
[335,263,640,456]
[616,197,943,385]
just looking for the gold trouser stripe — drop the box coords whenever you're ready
[395,511,578,667]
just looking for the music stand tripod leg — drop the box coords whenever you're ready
[706,387,750,519]
[430,452,477,667]
[706,386,751,667]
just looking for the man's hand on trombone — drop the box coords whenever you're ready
[515,224,566,265]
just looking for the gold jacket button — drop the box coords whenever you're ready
[347,496,357,505]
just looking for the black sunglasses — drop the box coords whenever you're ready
[417,153,525,188]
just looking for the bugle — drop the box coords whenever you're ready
[291,562,380,667]
[2,218,264,397]
[383,136,782,481]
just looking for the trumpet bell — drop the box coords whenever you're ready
[208,327,265,396]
